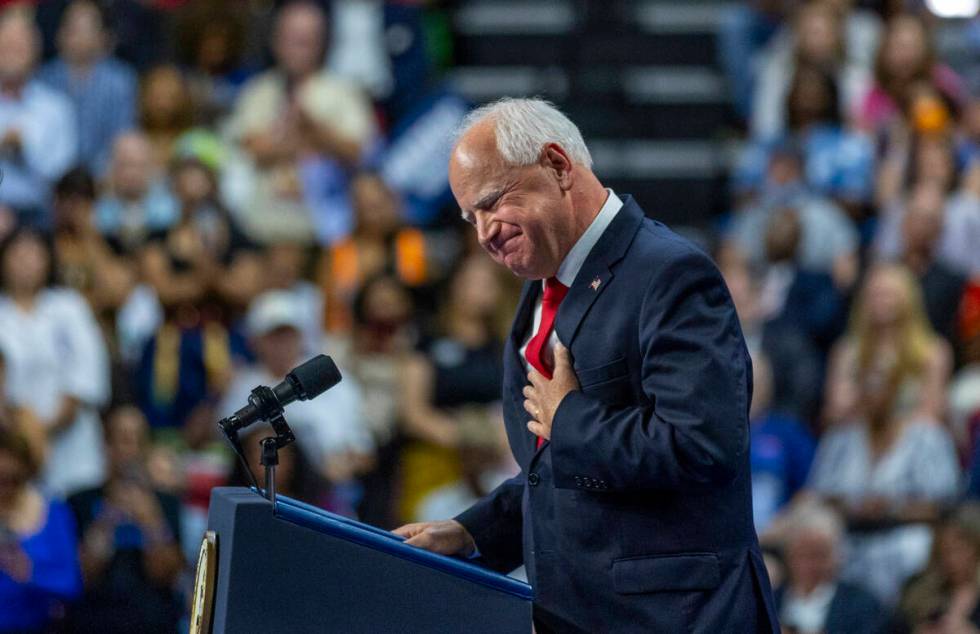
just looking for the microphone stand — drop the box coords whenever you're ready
[218,386,296,507]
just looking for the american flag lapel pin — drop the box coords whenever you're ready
[590,277,601,291]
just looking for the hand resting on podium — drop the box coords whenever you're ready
[393,519,477,558]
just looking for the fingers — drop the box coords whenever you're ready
[527,420,548,440]
[392,523,424,538]
[404,531,435,550]
[527,369,543,388]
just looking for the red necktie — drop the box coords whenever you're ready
[524,277,569,447]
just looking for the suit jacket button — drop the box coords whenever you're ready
[528,472,540,486]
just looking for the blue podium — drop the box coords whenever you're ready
[202,487,533,633]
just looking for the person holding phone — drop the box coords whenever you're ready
[65,406,183,634]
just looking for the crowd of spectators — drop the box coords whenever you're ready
[0,1,508,632]
[1,0,980,632]
[722,1,980,632]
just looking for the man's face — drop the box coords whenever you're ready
[112,135,153,200]
[59,1,105,64]
[0,18,37,85]
[450,125,575,280]
[273,6,325,80]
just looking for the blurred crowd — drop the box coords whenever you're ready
[1,0,980,633]
[0,1,518,632]
[720,1,980,633]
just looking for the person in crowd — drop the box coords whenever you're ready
[0,8,77,227]
[176,1,251,126]
[52,167,136,323]
[36,0,169,72]
[0,226,110,496]
[330,273,417,527]
[38,0,137,177]
[320,172,432,334]
[823,262,952,429]
[220,290,373,515]
[0,425,81,634]
[956,285,980,475]
[735,65,875,213]
[898,504,980,633]
[263,241,324,357]
[751,0,876,139]
[141,156,256,312]
[717,0,786,122]
[721,247,825,423]
[133,298,249,431]
[772,501,888,634]
[119,156,259,374]
[859,13,965,134]
[139,64,195,172]
[223,0,376,246]
[145,400,232,563]
[0,349,45,471]
[758,207,849,357]
[727,141,860,285]
[877,133,980,279]
[95,132,178,255]
[66,406,183,634]
[812,264,959,603]
[750,353,817,533]
[398,255,508,523]
[887,181,968,347]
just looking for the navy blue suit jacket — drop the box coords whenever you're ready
[456,197,779,633]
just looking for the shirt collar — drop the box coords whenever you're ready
[553,189,623,287]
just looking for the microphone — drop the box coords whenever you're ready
[218,354,341,434]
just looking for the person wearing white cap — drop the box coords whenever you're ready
[219,290,373,490]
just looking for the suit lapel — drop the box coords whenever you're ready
[507,280,542,458]
[554,196,645,347]
[509,279,539,362]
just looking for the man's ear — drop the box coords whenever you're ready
[540,143,574,191]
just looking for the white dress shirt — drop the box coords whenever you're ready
[519,189,624,367]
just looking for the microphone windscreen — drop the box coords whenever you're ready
[289,355,342,400]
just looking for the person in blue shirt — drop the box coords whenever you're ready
[750,353,817,533]
[0,425,82,633]
[38,0,138,178]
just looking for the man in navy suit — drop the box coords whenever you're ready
[394,98,779,633]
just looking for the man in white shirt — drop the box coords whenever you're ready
[0,10,77,224]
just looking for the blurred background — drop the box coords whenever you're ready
[0,0,979,632]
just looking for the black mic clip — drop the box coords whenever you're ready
[218,386,296,506]
[248,385,295,449]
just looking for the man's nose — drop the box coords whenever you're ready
[474,211,493,246]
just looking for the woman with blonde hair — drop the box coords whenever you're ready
[809,263,960,604]
[823,262,950,430]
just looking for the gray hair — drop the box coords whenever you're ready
[456,98,593,169]
[784,501,845,557]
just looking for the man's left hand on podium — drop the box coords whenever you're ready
[393,520,477,557]
[523,343,579,442]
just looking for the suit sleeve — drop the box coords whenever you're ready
[550,249,751,493]
[453,474,524,573]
